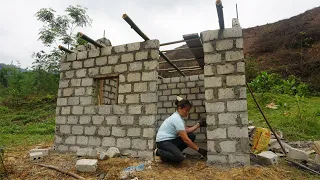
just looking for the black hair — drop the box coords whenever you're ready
[175,99,192,109]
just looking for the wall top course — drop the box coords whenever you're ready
[61,39,160,63]
[201,27,243,42]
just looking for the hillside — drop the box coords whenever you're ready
[243,6,320,90]
[159,6,320,90]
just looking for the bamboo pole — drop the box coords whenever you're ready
[58,45,74,53]
[77,32,105,48]
[216,0,225,29]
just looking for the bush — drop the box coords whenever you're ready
[249,72,309,96]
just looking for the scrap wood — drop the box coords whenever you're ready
[312,141,320,155]
[36,163,85,180]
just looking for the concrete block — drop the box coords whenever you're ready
[217,64,235,74]
[207,155,228,164]
[225,50,244,61]
[114,64,127,73]
[77,148,98,157]
[101,46,112,55]
[288,148,308,160]
[232,18,241,27]
[139,116,156,126]
[236,38,243,48]
[77,51,87,60]
[228,126,248,138]
[84,126,97,135]
[77,136,88,145]
[218,113,237,125]
[102,137,116,147]
[220,141,237,153]
[143,128,155,138]
[127,72,141,82]
[216,39,233,51]
[201,30,219,42]
[29,149,49,156]
[218,88,235,99]
[203,43,214,52]
[117,138,131,148]
[96,56,108,66]
[144,40,160,48]
[144,60,158,70]
[205,102,225,113]
[150,50,159,60]
[121,53,134,62]
[127,128,141,137]
[227,100,247,111]
[72,61,82,69]
[120,116,134,125]
[132,139,147,150]
[88,48,100,57]
[207,128,226,139]
[226,75,246,86]
[106,147,121,158]
[98,127,111,136]
[256,151,278,165]
[128,105,142,114]
[113,105,126,114]
[114,44,126,53]
[30,152,44,162]
[223,27,242,38]
[142,71,157,81]
[76,159,98,172]
[108,55,119,64]
[65,136,76,144]
[100,66,112,74]
[127,42,140,51]
[141,93,157,103]
[79,116,91,124]
[136,51,148,60]
[60,62,71,71]
[67,53,76,61]
[229,154,250,165]
[105,116,118,125]
[112,126,126,137]
[92,116,104,125]
[81,78,94,86]
[134,82,148,92]
[129,62,142,71]
[204,77,222,87]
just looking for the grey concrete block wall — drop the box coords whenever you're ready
[157,75,206,143]
[201,25,250,165]
[55,40,160,159]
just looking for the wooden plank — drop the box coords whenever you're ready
[99,79,104,105]
[183,33,204,69]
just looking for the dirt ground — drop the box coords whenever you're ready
[1,143,319,180]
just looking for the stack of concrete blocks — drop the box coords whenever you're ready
[201,21,250,165]
[55,39,160,159]
[157,75,206,143]
[102,78,118,104]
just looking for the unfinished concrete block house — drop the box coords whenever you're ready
[55,4,250,165]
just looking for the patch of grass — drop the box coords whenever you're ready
[247,92,320,141]
[0,100,56,148]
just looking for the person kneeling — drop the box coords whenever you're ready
[154,97,207,163]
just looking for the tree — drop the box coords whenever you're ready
[33,5,92,72]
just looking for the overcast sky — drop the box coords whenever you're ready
[0,0,319,68]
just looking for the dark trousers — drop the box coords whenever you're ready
[156,133,196,163]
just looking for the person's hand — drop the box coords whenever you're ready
[198,118,207,127]
[198,148,207,156]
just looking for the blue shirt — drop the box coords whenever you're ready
[156,112,186,142]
